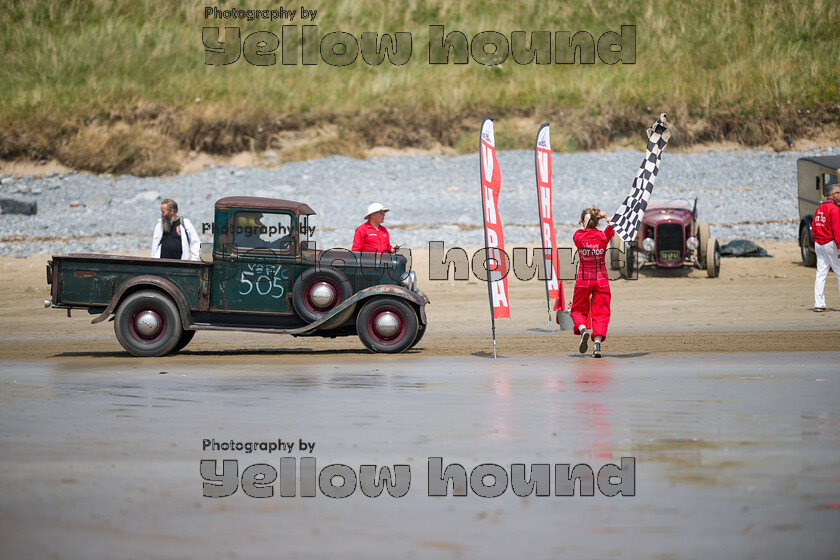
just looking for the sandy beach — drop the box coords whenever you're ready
[1,240,837,361]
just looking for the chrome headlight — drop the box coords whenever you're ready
[642,237,655,252]
[686,237,699,251]
[400,270,417,291]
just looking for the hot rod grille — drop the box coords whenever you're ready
[656,223,684,260]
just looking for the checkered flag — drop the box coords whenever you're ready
[610,113,672,244]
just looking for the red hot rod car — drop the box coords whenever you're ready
[611,199,721,278]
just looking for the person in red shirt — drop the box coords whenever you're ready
[812,183,840,311]
[570,207,614,358]
[352,202,394,253]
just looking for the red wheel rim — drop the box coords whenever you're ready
[367,305,407,345]
[128,308,166,343]
[303,277,342,315]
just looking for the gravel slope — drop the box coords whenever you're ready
[1,146,838,257]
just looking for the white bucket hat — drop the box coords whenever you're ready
[364,202,389,220]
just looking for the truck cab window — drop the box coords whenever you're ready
[823,173,837,197]
[233,211,292,251]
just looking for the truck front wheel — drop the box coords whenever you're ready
[114,290,183,357]
[356,297,419,354]
[697,222,709,261]
[408,323,426,350]
[800,225,817,267]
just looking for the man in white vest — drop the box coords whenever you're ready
[151,199,200,260]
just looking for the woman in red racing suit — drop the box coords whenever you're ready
[571,208,614,358]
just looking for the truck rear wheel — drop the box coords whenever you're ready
[114,290,183,357]
[356,297,419,354]
[170,330,196,354]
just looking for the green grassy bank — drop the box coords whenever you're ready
[1,0,838,175]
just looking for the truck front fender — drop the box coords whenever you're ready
[91,275,193,329]
[349,285,429,325]
[293,285,429,334]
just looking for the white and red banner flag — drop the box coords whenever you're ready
[479,117,510,319]
[534,123,564,311]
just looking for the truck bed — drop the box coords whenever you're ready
[49,253,211,310]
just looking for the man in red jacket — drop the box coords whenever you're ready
[812,183,840,311]
[352,202,394,253]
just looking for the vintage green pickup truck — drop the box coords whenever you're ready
[45,196,428,357]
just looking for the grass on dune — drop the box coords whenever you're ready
[1,0,838,174]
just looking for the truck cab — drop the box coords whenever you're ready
[209,197,312,316]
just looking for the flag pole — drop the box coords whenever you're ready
[479,116,497,359]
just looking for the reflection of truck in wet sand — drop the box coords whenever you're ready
[798,156,840,267]
[45,197,428,357]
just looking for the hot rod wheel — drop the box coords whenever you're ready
[622,244,636,279]
[609,236,623,271]
[697,222,710,261]
[706,238,721,278]
[608,237,634,279]
[114,290,183,357]
[356,296,419,353]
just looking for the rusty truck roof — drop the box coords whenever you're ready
[214,196,316,215]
